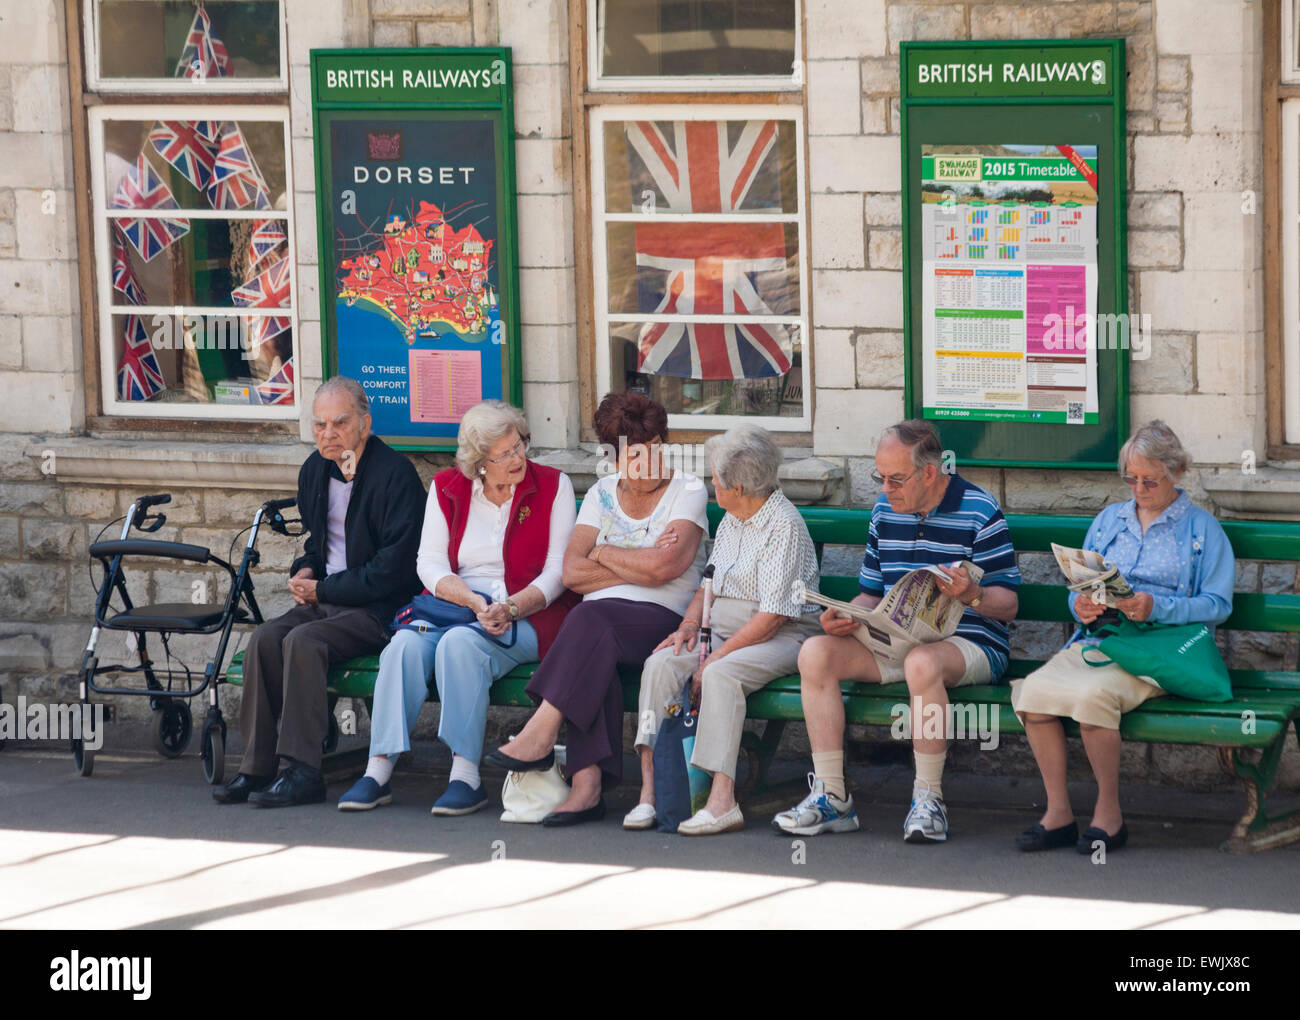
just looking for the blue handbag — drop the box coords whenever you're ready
[652,681,712,833]
[392,590,517,648]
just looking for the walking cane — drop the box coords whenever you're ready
[693,564,716,710]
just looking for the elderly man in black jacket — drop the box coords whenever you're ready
[215,376,426,807]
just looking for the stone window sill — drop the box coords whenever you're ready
[1202,466,1300,519]
[29,437,308,491]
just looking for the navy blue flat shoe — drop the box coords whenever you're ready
[431,780,488,816]
[338,776,392,812]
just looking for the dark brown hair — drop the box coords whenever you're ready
[593,391,669,448]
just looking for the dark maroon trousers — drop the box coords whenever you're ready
[525,598,681,786]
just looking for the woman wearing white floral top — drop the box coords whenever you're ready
[485,393,709,826]
[630,423,821,836]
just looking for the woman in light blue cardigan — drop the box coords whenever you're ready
[1011,421,1234,854]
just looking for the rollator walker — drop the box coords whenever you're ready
[72,492,309,783]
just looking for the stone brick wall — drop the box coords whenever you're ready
[0,0,83,433]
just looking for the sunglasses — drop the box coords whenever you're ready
[1122,474,1165,491]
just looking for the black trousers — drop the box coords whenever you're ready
[238,603,389,773]
[525,599,681,785]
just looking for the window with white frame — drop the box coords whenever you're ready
[591,108,809,430]
[1282,97,1300,442]
[589,0,800,91]
[1285,0,1300,84]
[84,0,297,418]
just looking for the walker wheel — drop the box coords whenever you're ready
[152,702,192,758]
[201,724,225,785]
[71,736,95,777]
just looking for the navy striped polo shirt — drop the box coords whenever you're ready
[858,473,1021,679]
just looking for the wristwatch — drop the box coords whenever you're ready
[965,589,983,609]
[506,598,520,620]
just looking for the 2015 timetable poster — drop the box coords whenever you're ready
[919,143,1100,425]
[312,50,521,449]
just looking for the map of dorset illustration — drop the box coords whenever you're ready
[337,199,497,343]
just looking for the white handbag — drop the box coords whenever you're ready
[500,745,569,823]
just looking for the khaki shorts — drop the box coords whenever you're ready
[872,635,994,687]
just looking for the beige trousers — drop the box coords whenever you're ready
[635,596,818,780]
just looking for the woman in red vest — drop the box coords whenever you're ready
[339,400,578,815]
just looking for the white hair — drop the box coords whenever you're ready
[455,400,530,479]
[1119,419,1192,479]
[705,424,782,497]
[314,376,369,417]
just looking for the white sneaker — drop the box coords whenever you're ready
[622,802,657,831]
[677,804,744,836]
[903,780,949,844]
[772,773,860,836]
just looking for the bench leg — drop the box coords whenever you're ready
[1216,735,1300,853]
[737,720,795,807]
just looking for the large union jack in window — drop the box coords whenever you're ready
[625,120,792,380]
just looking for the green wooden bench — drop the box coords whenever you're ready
[228,505,1300,853]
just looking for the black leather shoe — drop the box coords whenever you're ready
[1077,822,1128,854]
[213,772,274,805]
[248,763,326,808]
[542,799,606,827]
[484,746,555,774]
[1016,820,1078,852]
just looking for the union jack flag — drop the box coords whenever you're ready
[116,314,166,401]
[175,7,231,81]
[110,154,190,262]
[232,253,291,308]
[207,122,270,211]
[247,219,287,270]
[633,222,793,379]
[623,120,793,380]
[148,120,220,193]
[110,228,145,305]
[625,120,780,214]
[246,314,291,351]
[256,358,295,405]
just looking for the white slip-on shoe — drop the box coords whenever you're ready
[677,804,745,836]
[622,802,657,830]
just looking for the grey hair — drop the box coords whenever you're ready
[314,376,369,417]
[705,423,782,498]
[883,419,943,470]
[1119,419,1191,480]
[455,400,530,479]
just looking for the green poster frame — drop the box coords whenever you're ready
[899,39,1128,469]
[310,48,522,452]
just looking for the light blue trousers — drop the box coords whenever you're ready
[368,621,539,764]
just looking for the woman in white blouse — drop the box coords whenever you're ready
[631,424,821,835]
[484,392,709,826]
[338,401,578,815]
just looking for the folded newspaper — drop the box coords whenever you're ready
[1050,542,1135,608]
[798,560,984,674]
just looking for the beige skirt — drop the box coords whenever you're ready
[1009,642,1166,729]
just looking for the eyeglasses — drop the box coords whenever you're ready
[871,467,920,489]
[1122,474,1166,491]
[485,439,529,466]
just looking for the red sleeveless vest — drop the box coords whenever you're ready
[433,461,579,659]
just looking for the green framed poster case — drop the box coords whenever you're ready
[900,39,1128,469]
[311,48,521,451]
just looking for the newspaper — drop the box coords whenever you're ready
[1050,542,1135,608]
[798,560,984,675]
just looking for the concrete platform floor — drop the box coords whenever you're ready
[1,743,1297,930]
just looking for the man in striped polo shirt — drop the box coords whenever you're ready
[773,420,1020,843]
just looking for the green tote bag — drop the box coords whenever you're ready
[1080,619,1233,702]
